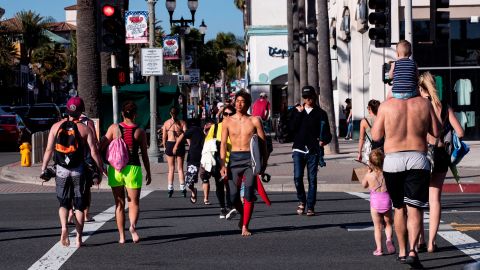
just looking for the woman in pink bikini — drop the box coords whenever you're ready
[361,149,396,256]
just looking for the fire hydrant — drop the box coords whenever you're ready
[19,142,31,167]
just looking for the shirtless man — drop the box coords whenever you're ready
[220,90,267,236]
[371,96,439,267]
[41,97,105,248]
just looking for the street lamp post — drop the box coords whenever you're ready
[166,0,203,119]
[146,0,160,161]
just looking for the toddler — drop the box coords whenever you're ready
[361,149,395,256]
[388,40,419,99]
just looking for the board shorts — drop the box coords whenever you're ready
[383,151,430,209]
[108,165,143,189]
[55,164,86,211]
[185,162,200,187]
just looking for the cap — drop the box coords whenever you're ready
[66,96,85,117]
[260,92,267,97]
[301,86,316,98]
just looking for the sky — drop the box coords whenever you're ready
[0,0,244,41]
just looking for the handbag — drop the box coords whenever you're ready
[451,132,469,165]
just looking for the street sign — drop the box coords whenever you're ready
[141,48,164,76]
[178,69,200,84]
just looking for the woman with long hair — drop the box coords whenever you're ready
[162,107,187,197]
[357,99,381,162]
[418,71,464,252]
[102,101,152,243]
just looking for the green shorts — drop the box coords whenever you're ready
[108,165,143,189]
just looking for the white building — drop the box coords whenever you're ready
[245,0,480,139]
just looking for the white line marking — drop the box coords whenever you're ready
[348,192,480,262]
[28,190,153,270]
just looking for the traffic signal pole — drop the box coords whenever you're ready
[111,54,119,124]
[147,0,160,161]
[405,0,413,51]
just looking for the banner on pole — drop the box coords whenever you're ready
[125,11,148,44]
[163,35,180,60]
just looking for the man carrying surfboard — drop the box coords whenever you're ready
[220,90,268,236]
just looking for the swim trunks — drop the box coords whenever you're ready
[383,151,430,209]
[55,164,86,211]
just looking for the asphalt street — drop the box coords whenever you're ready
[0,191,479,270]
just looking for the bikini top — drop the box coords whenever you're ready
[166,120,184,140]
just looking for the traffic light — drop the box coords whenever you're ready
[107,68,128,86]
[368,0,391,48]
[430,0,450,43]
[97,0,126,52]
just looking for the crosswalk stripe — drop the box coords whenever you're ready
[28,190,153,270]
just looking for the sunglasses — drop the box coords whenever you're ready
[223,111,234,116]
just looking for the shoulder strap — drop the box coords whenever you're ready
[363,118,372,142]
[364,117,372,128]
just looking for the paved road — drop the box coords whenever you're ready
[0,191,478,270]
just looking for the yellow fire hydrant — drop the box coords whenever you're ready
[19,142,31,167]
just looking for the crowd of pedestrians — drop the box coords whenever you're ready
[38,41,466,270]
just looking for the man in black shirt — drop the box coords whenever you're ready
[290,86,330,216]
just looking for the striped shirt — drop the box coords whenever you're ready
[392,58,418,95]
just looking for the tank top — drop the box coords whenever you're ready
[119,122,140,166]
[392,58,417,94]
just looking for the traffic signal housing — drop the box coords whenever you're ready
[430,0,450,43]
[368,0,391,48]
[97,0,126,52]
[107,68,128,86]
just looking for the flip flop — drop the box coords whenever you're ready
[190,188,197,204]
[204,200,211,205]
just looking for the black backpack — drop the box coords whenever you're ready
[53,121,83,168]
[277,107,296,143]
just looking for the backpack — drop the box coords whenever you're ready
[277,107,295,143]
[106,125,129,172]
[54,120,83,168]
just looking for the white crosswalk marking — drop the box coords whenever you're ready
[28,190,153,270]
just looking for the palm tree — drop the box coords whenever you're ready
[76,0,101,118]
[317,0,339,153]
[0,26,17,66]
[31,43,67,88]
[14,10,52,64]
[233,0,247,29]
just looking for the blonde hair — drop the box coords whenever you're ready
[369,149,384,171]
[418,71,442,109]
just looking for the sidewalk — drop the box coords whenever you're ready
[2,140,480,193]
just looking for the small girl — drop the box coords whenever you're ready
[361,149,396,256]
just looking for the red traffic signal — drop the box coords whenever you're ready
[102,5,115,17]
[107,68,128,86]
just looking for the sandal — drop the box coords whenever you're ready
[204,200,211,205]
[296,203,305,215]
[405,249,422,267]
[386,239,396,255]
[190,188,197,204]
[306,209,315,216]
[373,249,383,256]
[396,256,407,264]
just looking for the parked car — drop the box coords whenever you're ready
[11,105,30,120]
[25,103,61,132]
[0,114,31,146]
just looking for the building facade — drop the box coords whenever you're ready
[245,0,480,139]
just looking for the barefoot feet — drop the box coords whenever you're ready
[76,233,83,248]
[129,226,140,243]
[60,228,70,247]
[241,226,252,236]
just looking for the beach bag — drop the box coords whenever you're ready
[107,125,129,172]
[451,132,469,165]
[53,120,83,168]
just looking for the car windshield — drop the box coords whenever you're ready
[28,107,59,118]
[0,117,16,125]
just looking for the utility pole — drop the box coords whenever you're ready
[405,0,413,48]
[147,0,160,160]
